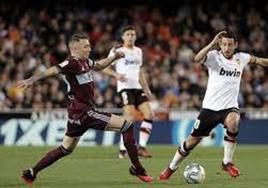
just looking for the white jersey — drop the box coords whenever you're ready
[108,46,143,92]
[202,50,251,111]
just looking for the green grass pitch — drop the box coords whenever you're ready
[0,145,267,188]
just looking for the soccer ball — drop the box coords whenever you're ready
[183,163,205,184]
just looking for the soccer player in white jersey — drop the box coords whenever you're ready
[158,31,268,180]
[103,26,154,158]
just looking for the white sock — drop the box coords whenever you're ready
[139,120,152,147]
[169,150,186,171]
[223,140,236,164]
[119,134,126,151]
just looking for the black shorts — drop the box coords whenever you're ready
[119,89,149,107]
[65,109,111,137]
[191,108,240,137]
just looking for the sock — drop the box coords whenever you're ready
[169,150,185,171]
[139,119,152,148]
[32,145,72,175]
[122,124,144,174]
[223,130,238,164]
[119,134,126,151]
[223,140,236,164]
[169,141,191,171]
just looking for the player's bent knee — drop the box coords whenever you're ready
[225,117,240,132]
[62,136,79,150]
[226,113,240,125]
[231,116,240,126]
[227,121,239,132]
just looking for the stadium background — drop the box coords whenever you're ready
[2,0,268,110]
[0,1,268,187]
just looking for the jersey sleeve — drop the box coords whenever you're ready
[57,59,81,74]
[203,50,218,68]
[238,52,251,67]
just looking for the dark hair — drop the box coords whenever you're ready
[121,25,135,35]
[222,32,238,41]
[68,33,89,47]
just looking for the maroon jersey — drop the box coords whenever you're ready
[57,57,95,119]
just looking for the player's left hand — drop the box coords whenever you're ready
[16,78,33,90]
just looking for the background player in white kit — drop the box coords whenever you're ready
[158,31,268,180]
[103,26,154,158]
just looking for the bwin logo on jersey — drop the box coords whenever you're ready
[125,60,137,65]
[219,68,241,77]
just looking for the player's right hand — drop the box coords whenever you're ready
[16,79,33,90]
[113,50,125,60]
[111,47,125,60]
[211,31,227,45]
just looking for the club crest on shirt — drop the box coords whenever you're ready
[235,58,241,65]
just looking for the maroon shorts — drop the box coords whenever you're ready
[65,109,112,137]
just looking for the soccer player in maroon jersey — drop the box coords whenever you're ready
[17,34,153,185]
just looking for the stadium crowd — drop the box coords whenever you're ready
[1,1,268,111]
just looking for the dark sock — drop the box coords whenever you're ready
[32,145,72,175]
[122,125,145,174]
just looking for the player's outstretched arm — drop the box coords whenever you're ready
[93,50,125,71]
[194,31,227,63]
[249,55,268,66]
[17,66,60,89]
[102,67,127,82]
[139,68,154,101]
